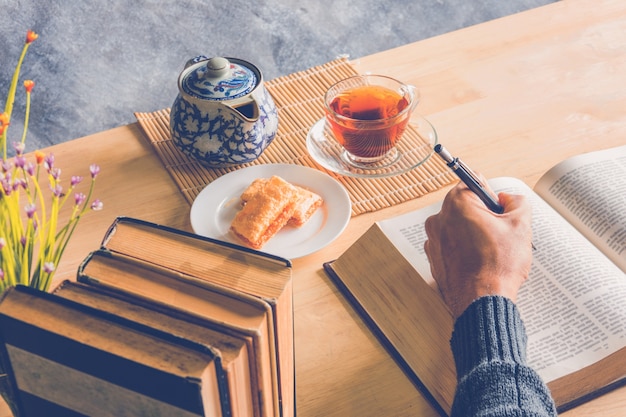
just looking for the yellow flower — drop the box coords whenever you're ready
[24,80,35,93]
[26,30,38,44]
[35,150,45,164]
[0,113,8,136]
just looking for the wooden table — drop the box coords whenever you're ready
[3,0,626,415]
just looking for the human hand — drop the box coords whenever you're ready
[424,182,533,319]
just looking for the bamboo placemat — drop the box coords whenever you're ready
[134,57,456,216]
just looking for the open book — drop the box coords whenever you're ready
[324,144,626,416]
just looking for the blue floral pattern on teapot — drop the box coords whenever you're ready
[170,56,278,166]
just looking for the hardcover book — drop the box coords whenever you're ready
[100,217,295,417]
[53,280,256,417]
[0,285,230,417]
[77,249,279,417]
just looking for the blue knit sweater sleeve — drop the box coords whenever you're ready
[449,296,558,417]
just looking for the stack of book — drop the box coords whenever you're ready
[0,217,295,417]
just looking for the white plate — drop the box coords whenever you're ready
[190,164,351,259]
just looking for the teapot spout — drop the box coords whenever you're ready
[227,97,260,122]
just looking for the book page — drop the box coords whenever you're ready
[379,177,626,383]
[534,144,626,272]
[377,202,441,288]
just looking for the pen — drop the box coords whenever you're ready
[434,144,504,214]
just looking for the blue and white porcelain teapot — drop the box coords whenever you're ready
[170,56,278,166]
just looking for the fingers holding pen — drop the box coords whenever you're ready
[422,179,534,318]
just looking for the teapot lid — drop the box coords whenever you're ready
[180,56,258,101]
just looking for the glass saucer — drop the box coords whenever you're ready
[306,114,438,178]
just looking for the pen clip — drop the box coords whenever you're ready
[456,159,484,187]
[435,144,504,214]
[435,145,484,186]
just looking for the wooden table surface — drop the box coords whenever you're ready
[3,0,626,415]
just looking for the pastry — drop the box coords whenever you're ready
[240,178,323,227]
[286,184,323,227]
[240,178,268,202]
[230,176,298,249]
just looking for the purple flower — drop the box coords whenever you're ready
[13,178,27,191]
[24,162,35,176]
[43,262,55,274]
[20,236,26,247]
[89,164,100,179]
[0,269,4,281]
[0,237,5,250]
[71,175,83,186]
[1,179,11,196]
[50,167,62,180]
[74,192,86,206]
[90,199,103,211]
[2,160,12,172]
[24,203,36,219]
[44,154,55,171]
[51,184,63,197]
[14,155,26,168]
[12,142,25,156]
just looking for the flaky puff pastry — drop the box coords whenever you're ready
[231,176,298,249]
[240,178,323,227]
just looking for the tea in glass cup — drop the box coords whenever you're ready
[324,75,419,165]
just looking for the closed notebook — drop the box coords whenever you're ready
[0,285,229,417]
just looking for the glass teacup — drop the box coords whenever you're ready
[324,75,419,165]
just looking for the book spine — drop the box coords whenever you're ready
[214,356,232,417]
